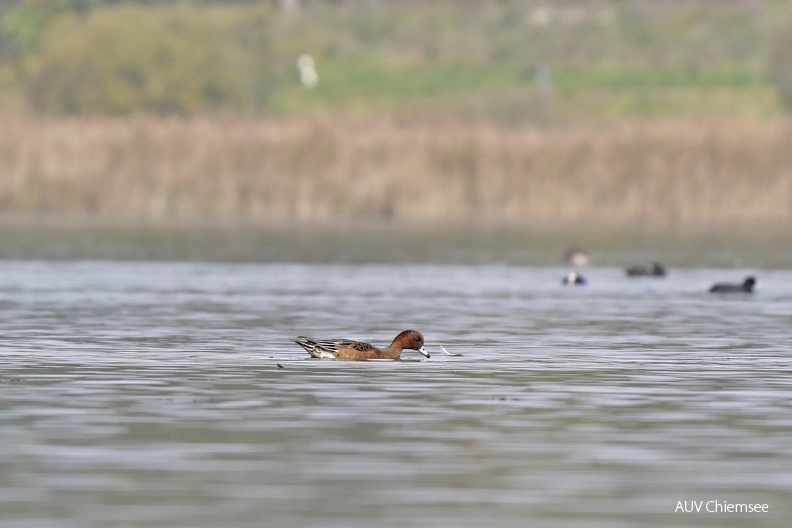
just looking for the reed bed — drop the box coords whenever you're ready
[1,116,790,230]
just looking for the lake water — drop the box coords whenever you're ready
[1,226,791,527]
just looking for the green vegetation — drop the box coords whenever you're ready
[0,0,791,120]
[4,1,792,229]
[27,3,274,114]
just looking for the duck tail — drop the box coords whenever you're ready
[293,336,337,358]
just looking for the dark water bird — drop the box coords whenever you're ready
[293,330,428,360]
[563,247,590,267]
[709,276,757,293]
[626,262,667,277]
[562,272,586,285]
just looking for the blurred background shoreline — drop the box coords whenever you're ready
[1,0,792,241]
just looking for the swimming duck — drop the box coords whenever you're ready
[709,276,756,293]
[562,272,586,285]
[293,330,429,360]
[626,262,667,277]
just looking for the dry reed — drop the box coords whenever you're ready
[1,116,790,230]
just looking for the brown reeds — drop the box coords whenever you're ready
[1,116,790,230]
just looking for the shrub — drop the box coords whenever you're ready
[26,3,275,115]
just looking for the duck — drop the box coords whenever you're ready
[293,330,429,360]
[562,272,586,285]
[709,276,757,293]
[626,262,667,277]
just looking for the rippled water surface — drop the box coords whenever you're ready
[2,250,792,527]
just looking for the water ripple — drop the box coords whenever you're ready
[1,261,791,527]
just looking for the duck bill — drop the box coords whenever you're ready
[417,346,430,358]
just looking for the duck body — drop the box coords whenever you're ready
[709,276,756,293]
[626,262,667,277]
[562,272,586,285]
[293,330,428,360]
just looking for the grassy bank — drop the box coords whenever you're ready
[2,0,790,120]
[1,116,791,231]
